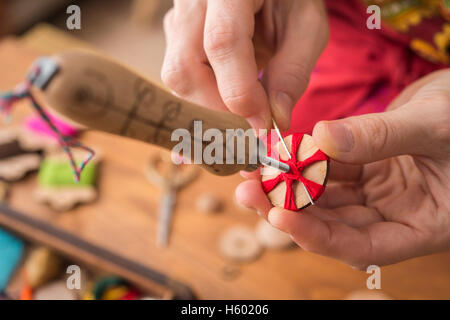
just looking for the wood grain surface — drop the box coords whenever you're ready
[0,36,449,300]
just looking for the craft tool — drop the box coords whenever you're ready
[145,154,199,247]
[0,65,94,182]
[1,51,289,177]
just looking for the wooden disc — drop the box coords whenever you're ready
[33,280,78,300]
[196,193,223,213]
[261,134,329,210]
[219,226,262,262]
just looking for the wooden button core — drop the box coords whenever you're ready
[261,134,329,210]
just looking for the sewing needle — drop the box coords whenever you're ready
[271,119,314,206]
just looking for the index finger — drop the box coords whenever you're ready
[203,0,271,129]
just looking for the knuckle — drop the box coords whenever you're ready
[358,116,391,156]
[204,19,238,58]
[161,59,192,96]
[220,86,253,116]
[281,62,311,94]
[163,8,174,31]
[350,263,369,271]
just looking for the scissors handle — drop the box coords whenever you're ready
[145,154,199,190]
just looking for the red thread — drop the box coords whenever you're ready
[261,133,329,211]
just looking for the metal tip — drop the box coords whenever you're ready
[272,119,291,159]
[260,155,290,173]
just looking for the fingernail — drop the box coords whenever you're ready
[273,91,293,128]
[247,115,268,131]
[326,122,354,152]
[171,90,181,98]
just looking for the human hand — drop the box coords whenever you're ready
[236,70,450,268]
[161,0,328,130]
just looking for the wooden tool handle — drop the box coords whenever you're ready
[38,50,256,176]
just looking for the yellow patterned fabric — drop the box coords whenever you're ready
[363,0,450,64]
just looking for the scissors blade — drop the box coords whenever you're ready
[272,119,291,159]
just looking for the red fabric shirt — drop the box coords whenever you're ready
[289,0,445,134]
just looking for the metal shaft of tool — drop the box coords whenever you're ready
[271,119,314,206]
[157,190,176,247]
[259,155,290,173]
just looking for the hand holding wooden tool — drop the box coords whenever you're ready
[3,50,330,210]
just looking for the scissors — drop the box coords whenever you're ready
[145,152,199,247]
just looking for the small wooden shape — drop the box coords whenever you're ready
[24,246,63,288]
[219,226,262,263]
[34,187,97,212]
[255,220,293,250]
[33,280,78,300]
[0,127,42,181]
[34,150,100,211]
[196,193,223,213]
[0,154,41,181]
[261,134,329,210]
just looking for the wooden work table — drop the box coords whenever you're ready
[0,27,449,300]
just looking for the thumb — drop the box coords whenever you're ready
[312,106,431,164]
